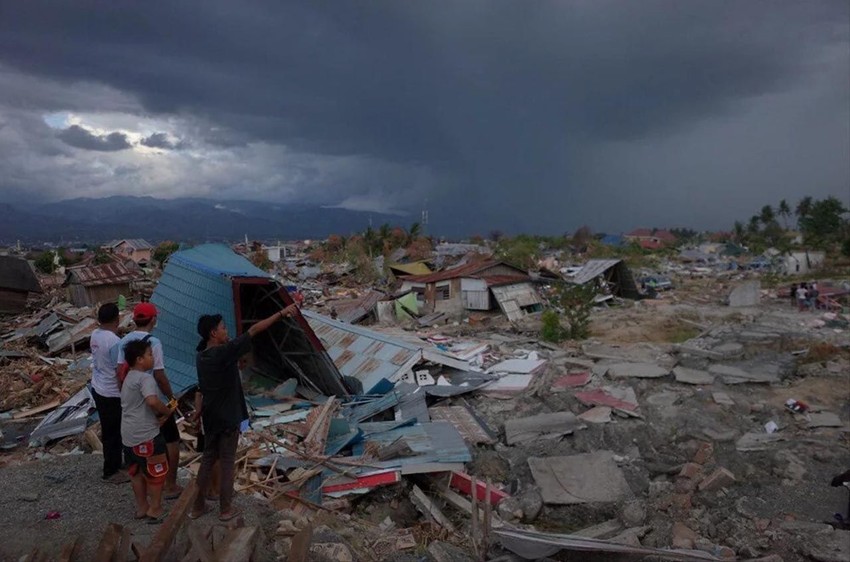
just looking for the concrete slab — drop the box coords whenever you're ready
[505,412,578,445]
[577,406,612,424]
[808,412,843,428]
[606,362,670,379]
[728,280,760,307]
[673,366,715,385]
[736,432,786,452]
[712,342,744,358]
[575,386,641,417]
[528,451,633,505]
[712,391,735,406]
[709,364,778,384]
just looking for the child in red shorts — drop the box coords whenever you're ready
[120,338,175,522]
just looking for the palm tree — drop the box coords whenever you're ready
[778,199,791,229]
[733,221,745,243]
[759,205,775,227]
[747,215,761,236]
[795,196,813,225]
[408,222,422,244]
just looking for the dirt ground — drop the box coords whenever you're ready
[0,454,280,561]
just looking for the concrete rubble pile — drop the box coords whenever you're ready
[1,251,849,561]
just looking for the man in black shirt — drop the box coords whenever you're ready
[189,303,297,521]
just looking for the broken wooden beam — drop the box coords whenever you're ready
[57,536,82,562]
[140,481,198,562]
[185,522,215,562]
[410,485,456,533]
[288,524,314,562]
[93,523,123,562]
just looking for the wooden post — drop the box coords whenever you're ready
[93,523,123,562]
[288,524,313,562]
[140,481,199,562]
[470,475,479,559]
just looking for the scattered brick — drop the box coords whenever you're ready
[671,493,692,510]
[679,462,703,479]
[672,521,698,549]
[693,442,714,465]
[699,467,736,492]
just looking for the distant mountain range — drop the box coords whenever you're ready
[0,197,406,244]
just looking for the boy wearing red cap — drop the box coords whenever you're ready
[114,302,183,499]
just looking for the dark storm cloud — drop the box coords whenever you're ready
[0,1,847,232]
[57,125,131,152]
[140,132,185,150]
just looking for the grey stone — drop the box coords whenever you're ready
[712,342,744,358]
[728,280,761,307]
[504,412,578,445]
[712,391,736,406]
[709,364,778,384]
[808,412,843,428]
[736,432,785,452]
[517,488,543,522]
[673,366,715,385]
[528,451,634,505]
[803,530,850,562]
[607,362,670,379]
[620,500,647,527]
[578,406,613,424]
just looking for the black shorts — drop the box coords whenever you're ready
[159,413,179,444]
[125,433,167,480]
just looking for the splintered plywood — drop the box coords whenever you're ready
[528,451,633,505]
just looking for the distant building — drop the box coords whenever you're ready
[0,256,43,315]
[109,239,153,266]
[63,262,139,307]
[624,228,677,250]
[399,260,541,320]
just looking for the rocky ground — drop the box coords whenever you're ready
[0,282,848,561]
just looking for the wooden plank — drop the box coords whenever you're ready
[450,471,509,506]
[288,525,313,562]
[84,428,103,452]
[185,523,215,562]
[57,536,82,562]
[410,485,456,532]
[93,523,123,562]
[114,526,133,562]
[139,481,198,562]
[12,399,61,419]
[212,527,259,562]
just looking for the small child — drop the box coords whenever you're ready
[120,339,175,522]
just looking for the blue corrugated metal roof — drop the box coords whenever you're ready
[151,245,244,394]
[302,310,422,394]
[168,244,271,278]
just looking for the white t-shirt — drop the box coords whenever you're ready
[796,287,808,300]
[113,330,165,373]
[90,328,121,398]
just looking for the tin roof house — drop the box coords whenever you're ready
[150,244,349,396]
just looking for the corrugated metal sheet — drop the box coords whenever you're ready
[571,259,623,286]
[403,260,525,284]
[113,239,153,251]
[491,283,543,322]
[334,290,386,324]
[152,244,345,396]
[67,262,138,287]
[303,311,470,394]
[388,262,432,276]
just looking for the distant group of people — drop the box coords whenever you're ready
[90,300,297,523]
[791,282,819,312]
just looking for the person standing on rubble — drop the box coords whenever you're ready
[189,302,298,521]
[90,303,129,484]
[120,338,176,523]
[114,302,183,500]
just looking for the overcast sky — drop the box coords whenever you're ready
[0,1,847,234]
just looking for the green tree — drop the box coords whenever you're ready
[94,248,113,265]
[555,283,596,340]
[540,309,567,343]
[250,249,272,271]
[733,221,746,243]
[153,241,179,266]
[759,205,775,227]
[798,196,847,248]
[408,222,422,243]
[795,196,813,227]
[747,216,761,236]
[778,199,791,229]
[34,251,56,274]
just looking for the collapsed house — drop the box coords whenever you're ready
[398,260,542,320]
[0,255,42,315]
[150,244,349,396]
[63,262,139,307]
[569,259,641,299]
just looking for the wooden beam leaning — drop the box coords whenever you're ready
[140,481,199,562]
